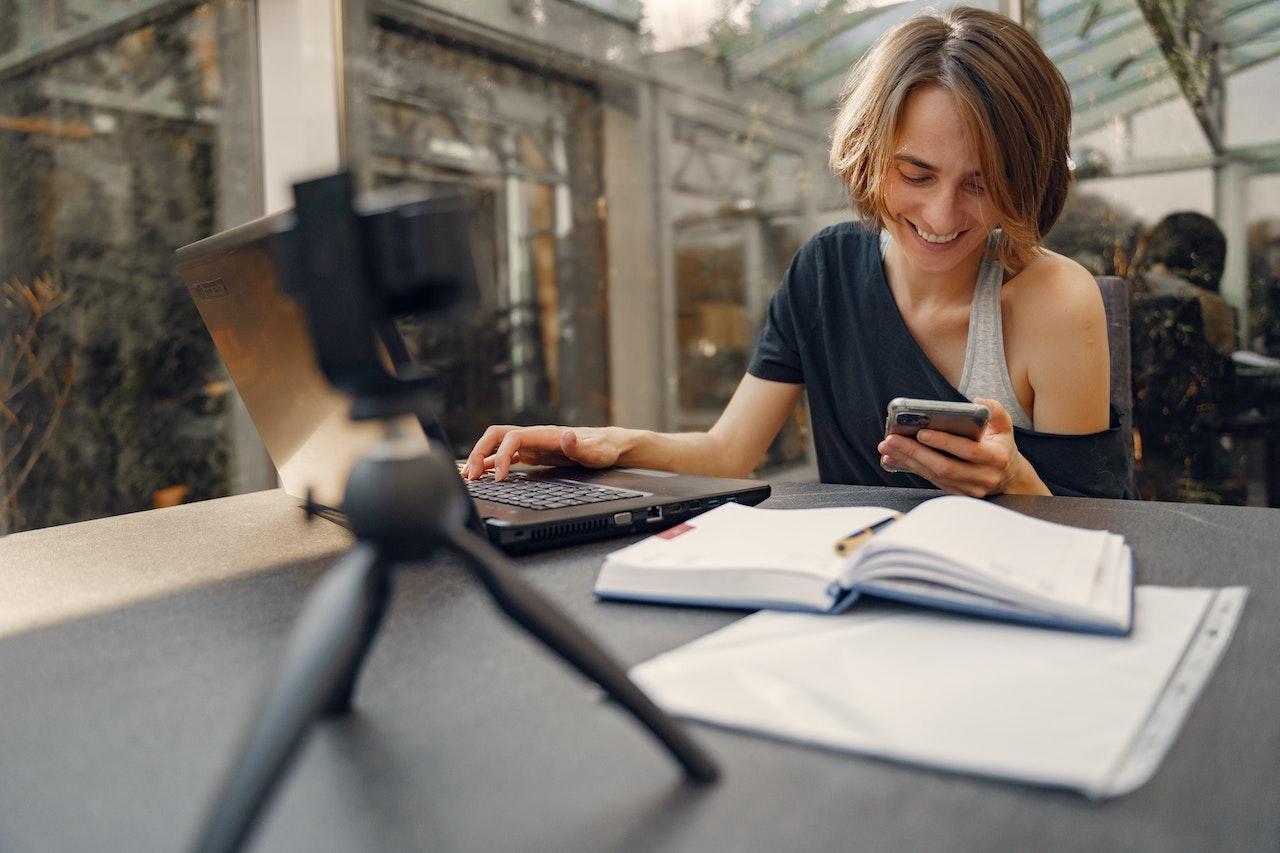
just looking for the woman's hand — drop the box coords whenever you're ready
[877,398,1050,497]
[461,425,627,481]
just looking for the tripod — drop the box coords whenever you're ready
[191,423,718,853]
[189,172,717,852]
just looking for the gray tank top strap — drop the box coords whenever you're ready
[957,231,1033,428]
[879,228,1034,429]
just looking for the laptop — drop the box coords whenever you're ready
[175,212,770,552]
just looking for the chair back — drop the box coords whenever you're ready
[1095,276,1137,497]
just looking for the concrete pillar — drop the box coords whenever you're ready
[654,88,680,432]
[1214,158,1250,346]
[218,0,273,494]
[603,83,666,429]
[258,0,343,215]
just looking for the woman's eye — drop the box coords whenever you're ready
[965,182,987,195]
[902,174,931,185]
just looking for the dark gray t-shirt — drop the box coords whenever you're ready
[747,222,1131,498]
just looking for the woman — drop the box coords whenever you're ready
[463,6,1131,499]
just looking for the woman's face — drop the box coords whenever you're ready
[880,85,999,276]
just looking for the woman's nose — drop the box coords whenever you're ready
[918,191,963,234]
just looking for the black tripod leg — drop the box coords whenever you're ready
[192,543,394,853]
[445,529,719,783]
[323,548,394,716]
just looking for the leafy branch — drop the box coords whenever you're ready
[1,273,79,534]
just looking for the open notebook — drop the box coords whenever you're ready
[595,496,1134,635]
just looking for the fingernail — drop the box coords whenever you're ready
[917,430,933,443]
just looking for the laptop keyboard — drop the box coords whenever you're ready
[462,471,647,511]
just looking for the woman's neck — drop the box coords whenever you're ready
[883,235,990,312]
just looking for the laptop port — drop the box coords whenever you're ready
[613,511,633,525]
[646,506,663,522]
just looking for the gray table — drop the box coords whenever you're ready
[0,484,1277,852]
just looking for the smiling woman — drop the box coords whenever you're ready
[463,5,1132,501]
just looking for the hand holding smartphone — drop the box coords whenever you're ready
[882,398,990,473]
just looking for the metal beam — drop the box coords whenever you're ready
[1071,141,1280,180]
[1228,36,1280,67]
[37,78,215,123]
[1134,0,1224,153]
[1068,52,1169,101]
[1047,9,1148,68]
[1072,40,1280,137]
[0,0,201,82]
[1039,0,1132,37]
[0,113,93,140]
[1050,12,1148,71]
[1073,75,1181,136]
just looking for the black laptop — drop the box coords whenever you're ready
[175,213,770,552]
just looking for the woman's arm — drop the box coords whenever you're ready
[462,374,804,480]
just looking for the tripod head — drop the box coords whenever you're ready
[273,171,478,421]
[342,436,472,558]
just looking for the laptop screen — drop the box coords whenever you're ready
[175,213,427,508]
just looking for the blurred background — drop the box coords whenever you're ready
[2,0,1278,533]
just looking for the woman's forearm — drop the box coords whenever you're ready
[612,427,757,479]
[606,376,803,479]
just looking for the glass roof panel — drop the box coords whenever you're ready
[708,0,1279,151]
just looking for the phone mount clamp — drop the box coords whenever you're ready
[190,172,718,853]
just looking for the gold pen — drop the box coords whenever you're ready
[834,513,902,556]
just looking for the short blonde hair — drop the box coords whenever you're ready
[829,6,1073,272]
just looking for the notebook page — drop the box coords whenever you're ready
[855,534,1132,628]
[858,497,1110,608]
[605,503,897,583]
[632,586,1229,797]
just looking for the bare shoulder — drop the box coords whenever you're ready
[1004,250,1104,317]
[1004,250,1106,350]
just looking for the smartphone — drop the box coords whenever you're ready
[884,398,991,441]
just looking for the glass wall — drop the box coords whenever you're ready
[1036,0,1280,505]
[0,1,259,533]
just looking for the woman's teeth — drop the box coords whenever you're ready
[915,226,959,244]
